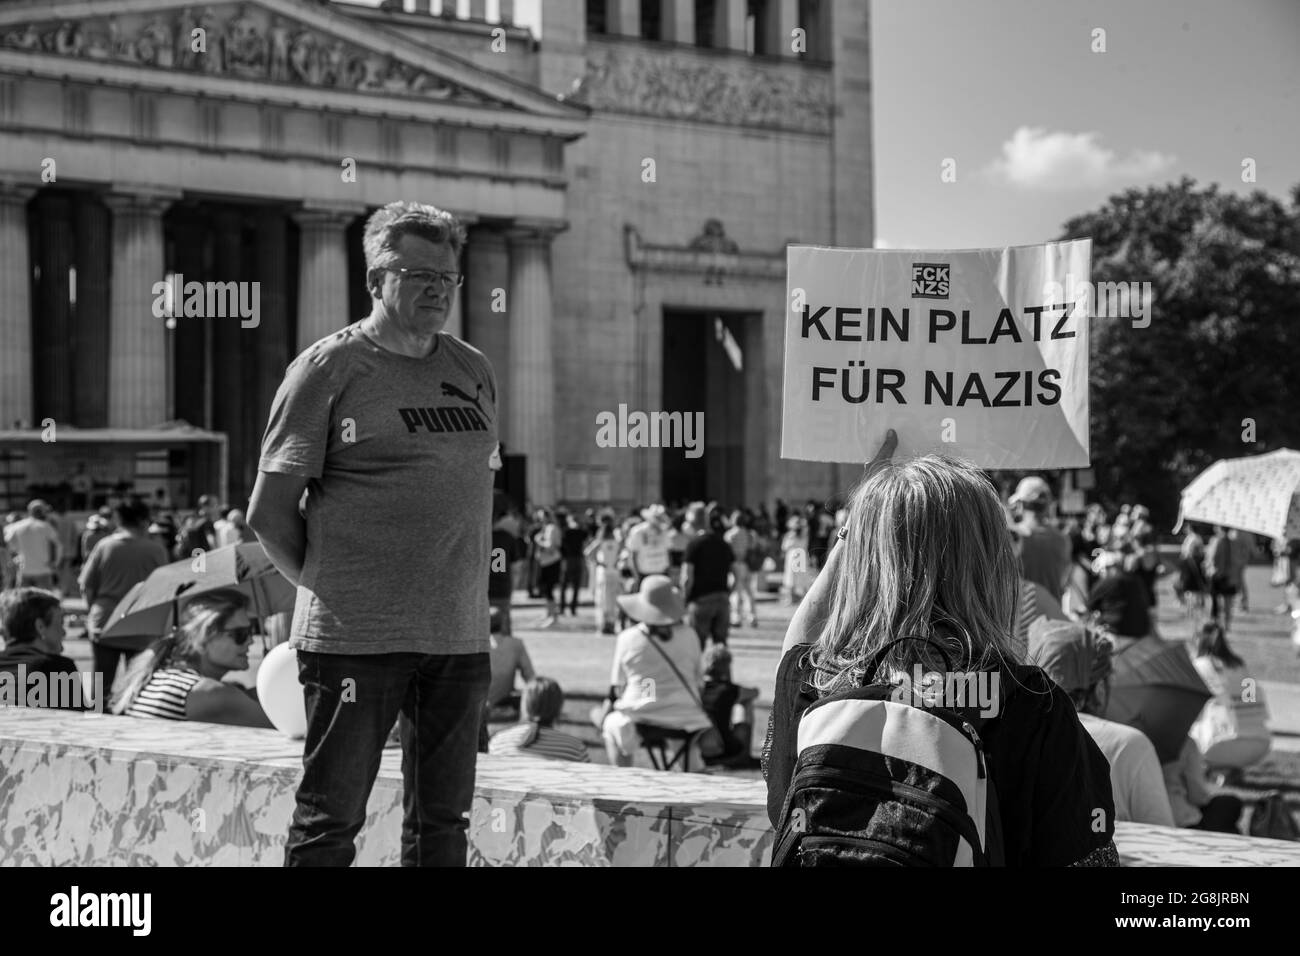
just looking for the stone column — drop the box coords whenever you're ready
[442,212,476,340]
[498,0,515,26]
[211,207,248,504]
[715,0,747,50]
[506,224,561,507]
[662,0,694,43]
[293,205,357,352]
[0,183,35,429]
[607,0,640,37]
[105,189,176,428]
[33,192,75,425]
[765,0,798,56]
[464,226,509,378]
[73,194,111,428]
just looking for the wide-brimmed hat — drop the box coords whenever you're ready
[1009,477,1052,506]
[1029,619,1113,693]
[616,574,685,626]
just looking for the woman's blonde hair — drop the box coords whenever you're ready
[809,455,1020,695]
[110,588,250,715]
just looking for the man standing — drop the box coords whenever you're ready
[78,496,169,691]
[622,504,671,585]
[1010,476,1071,603]
[489,507,524,636]
[3,500,63,590]
[680,504,734,649]
[249,201,495,867]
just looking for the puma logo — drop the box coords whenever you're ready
[441,381,485,418]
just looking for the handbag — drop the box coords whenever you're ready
[644,632,727,759]
[1249,791,1300,842]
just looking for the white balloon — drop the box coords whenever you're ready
[256,642,307,739]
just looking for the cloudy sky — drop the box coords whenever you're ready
[358,0,1296,251]
[869,0,1300,249]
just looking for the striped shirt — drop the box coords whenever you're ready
[488,723,589,762]
[125,666,203,721]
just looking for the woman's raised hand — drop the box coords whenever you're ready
[865,429,898,480]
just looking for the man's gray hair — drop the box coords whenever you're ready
[362,201,466,271]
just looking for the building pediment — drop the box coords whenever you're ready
[0,0,586,126]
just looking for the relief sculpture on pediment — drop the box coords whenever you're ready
[0,4,500,106]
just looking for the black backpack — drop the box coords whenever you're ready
[771,639,1005,867]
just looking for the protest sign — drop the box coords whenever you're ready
[780,240,1091,469]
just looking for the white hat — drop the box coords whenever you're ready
[640,503,668,523]
[615,574,686,626]
[1010,477,1052,506]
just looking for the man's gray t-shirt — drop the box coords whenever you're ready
[259,326,498,656]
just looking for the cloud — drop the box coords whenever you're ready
[986,127,1176,189]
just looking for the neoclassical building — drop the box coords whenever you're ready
[0,0,873,515]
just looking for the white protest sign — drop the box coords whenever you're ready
[781,240,1091,469]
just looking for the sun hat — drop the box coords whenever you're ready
[1029,619,1114,693]
[1009,477,1052,507]
[616,574,686,626]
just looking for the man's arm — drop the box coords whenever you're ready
[247,472,310,587]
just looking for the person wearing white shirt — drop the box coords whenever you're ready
[1029,618,1175,827]
[3,500,63,590]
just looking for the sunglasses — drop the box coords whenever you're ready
[221,627,254,646]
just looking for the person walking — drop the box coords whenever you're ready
[250,201,495,867]
[681,504,734,649]
[1009,477,1071,603]
[78,496,169,695]
[558,510,588,617]
[3,500,63,591]
[584,515,622,635]
[724,510,759,629]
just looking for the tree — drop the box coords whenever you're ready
[1057,177,1300,530]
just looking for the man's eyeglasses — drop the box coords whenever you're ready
[386,267,464,290]
[221,627,254,646]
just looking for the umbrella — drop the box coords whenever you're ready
[1103,636,1212,763]
[1176,448,1300,541]
[97,542,297,651]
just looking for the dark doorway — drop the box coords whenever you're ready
[661,310,752,508]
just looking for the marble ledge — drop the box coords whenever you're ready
[2,709,1298,867]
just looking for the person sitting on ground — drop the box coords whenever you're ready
[769,433,1121,865]
[0,587,85,711]
[112,588,273,728]
[596,574,713,769]
[699,642,760,768]
[1189,621,1270,782]
[1087,549,1153,640]
[1029,618,1174,827]
[1162,735,1245,833]
[489,677,589,763]
[487,606,535,712]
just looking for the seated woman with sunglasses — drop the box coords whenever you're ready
[112,588,273,728]
[766,432,1120,866]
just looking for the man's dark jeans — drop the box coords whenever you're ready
[284,650,490,867]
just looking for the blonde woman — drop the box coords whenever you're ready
[112,588,273,728]
[766,433,1119,866]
